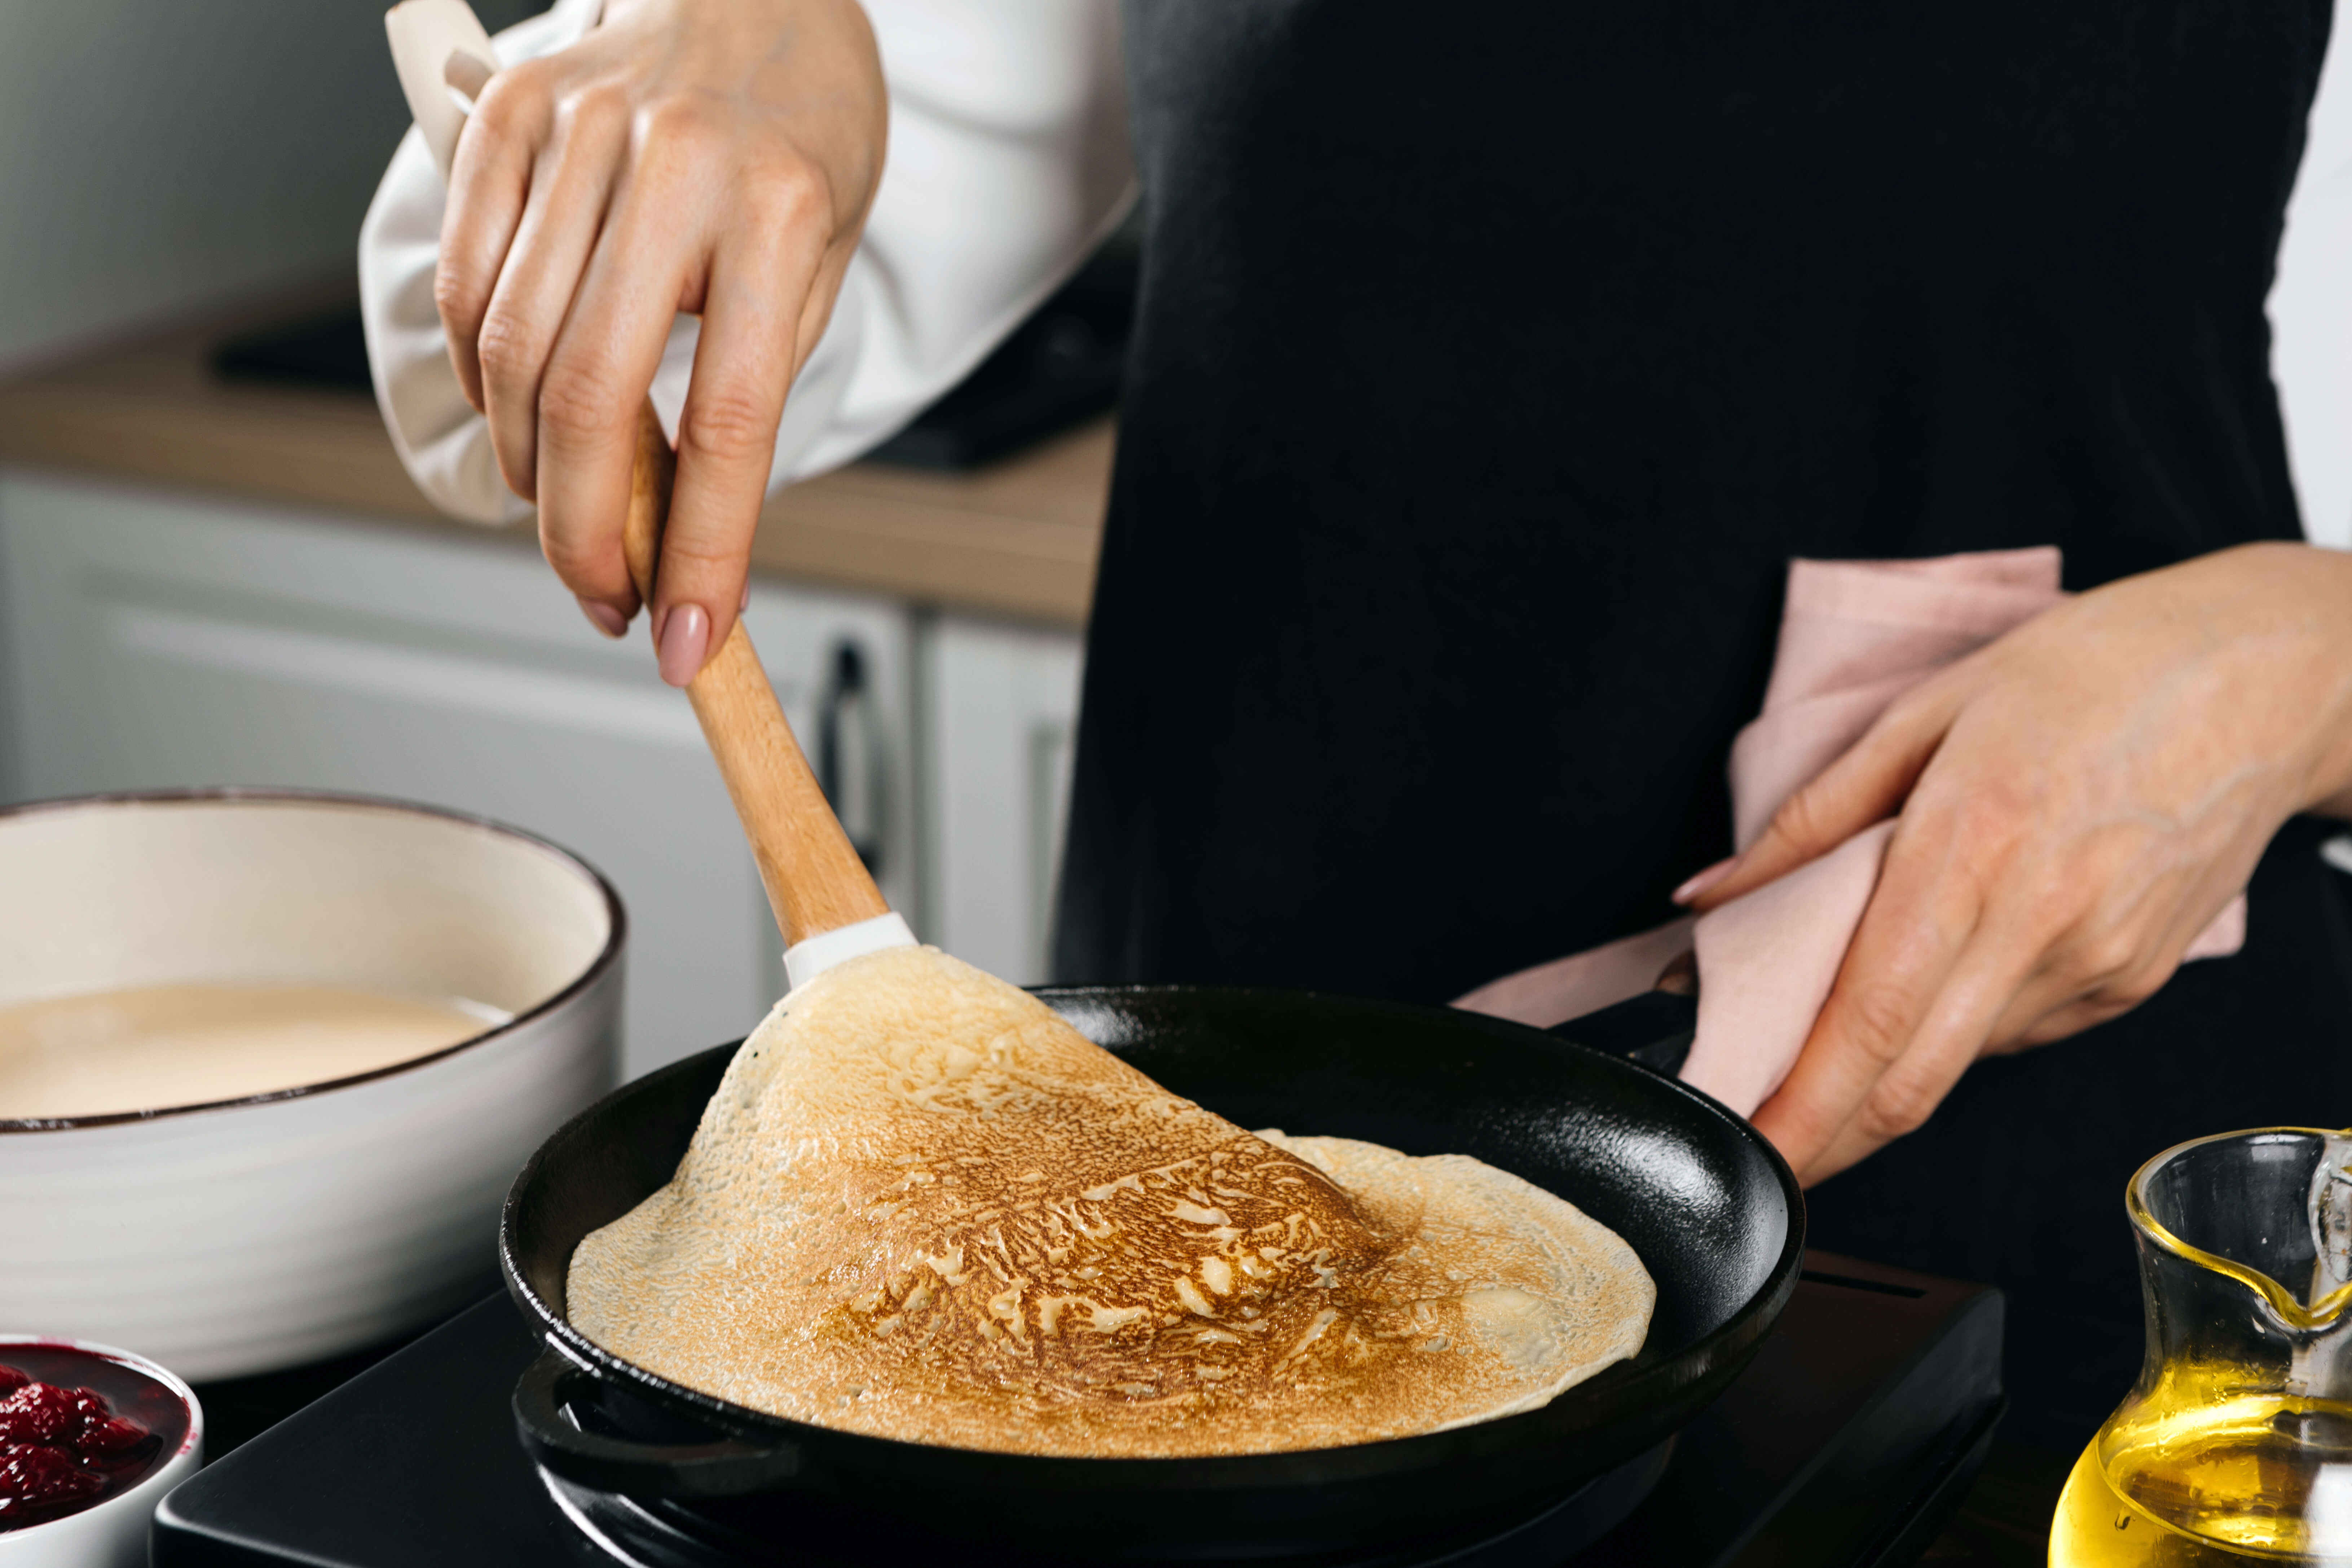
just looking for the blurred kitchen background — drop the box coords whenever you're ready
[0,0,1131,1076]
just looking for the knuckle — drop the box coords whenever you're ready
[557,79,630,134]
[1855,1079,1936,1143]
[472,62,552,136]
[660,528,746,576]
[470,73,557,157]
[678,389,779,466]
[474,307,544,386]
[2104,959,2172,1010]
[745,153,829,226]
[1769,782,1838,855]
[636,97,724,162]
[2018,857,2092,923]
[1944,797,2019,859]
[538,529,608,585]
[1838,981,1919,1067]
[1879,683,1938,731]
[2068,925,2144,987]
[432,261,487,331]
[537,361,630,447]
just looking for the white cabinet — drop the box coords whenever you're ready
[0,470,917,1076]
[920,616,1085,985]
[0,467,1092,1054]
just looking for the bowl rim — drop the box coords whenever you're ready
[0,1332,204,1539]
[0,787,626,1136]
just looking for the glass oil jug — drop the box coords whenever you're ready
[2051,1128,2352,1566]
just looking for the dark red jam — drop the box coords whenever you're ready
[0,1344,188,1533]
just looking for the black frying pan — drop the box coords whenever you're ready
[500,986,1801,1562]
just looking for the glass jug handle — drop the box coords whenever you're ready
[2308,1132,2352,1299]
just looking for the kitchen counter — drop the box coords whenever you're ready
[0,290,1110,627]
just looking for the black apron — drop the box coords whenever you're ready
[1056,1,2351,1451]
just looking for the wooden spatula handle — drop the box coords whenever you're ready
[622,401,891,946]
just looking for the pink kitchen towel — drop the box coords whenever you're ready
[1454,546,2247,1118]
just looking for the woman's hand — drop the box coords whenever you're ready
[436,0,885,684]
[1690,542,2352,1186]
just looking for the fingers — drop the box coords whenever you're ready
[435,65,551,418]
[1748,820,1996,1182]
[642,146,838,684]
[1981,926,2155,1055]
[478,102,631,508]
[1981,868,2238,1054]
[431,112,834,673]
[1714,542,2352,1182]
[1685,683,1959,912]
[1752,825,2199,1183]
[577,596,631,640]
[423,2,883,675]
[1762,931,2023,1185]
[655,226,827,684]
[530,167,695,637]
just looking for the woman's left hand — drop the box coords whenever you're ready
[1689,541,2352,1186]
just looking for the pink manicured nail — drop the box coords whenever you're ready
[578,598,629,639]
[739,581,750,612]
[1671,856,1739,906]
[657,603,710,687]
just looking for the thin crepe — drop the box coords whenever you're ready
[569,946,1653,1458]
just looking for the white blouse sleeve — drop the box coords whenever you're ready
[358,0,1135,527]
[2271,0,2352,551]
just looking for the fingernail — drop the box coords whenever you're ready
[739,581,750,612]
[1671,856,1739,907]
[657,602,710,687]
[578,598,629,639]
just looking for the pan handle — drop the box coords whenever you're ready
[514,1345,806,1497]
[1546,989,1696,1075]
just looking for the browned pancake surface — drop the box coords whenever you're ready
[569,947,1652,1456]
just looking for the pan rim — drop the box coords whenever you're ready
[499,982,1805,1489]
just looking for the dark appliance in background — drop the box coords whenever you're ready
[210,224,1138,473]
[212,309,377,395]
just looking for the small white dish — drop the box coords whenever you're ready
[0,1336,202,1568]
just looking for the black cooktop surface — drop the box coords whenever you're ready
[152,1252,2000,1568]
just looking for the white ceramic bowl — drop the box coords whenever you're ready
[0,1336,202,1568]
[0,791,624,1380]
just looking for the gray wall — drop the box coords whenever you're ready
[0,0,536,373]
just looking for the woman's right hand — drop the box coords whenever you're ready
[436,0,885,685]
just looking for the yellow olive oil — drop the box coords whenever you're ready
[2051,1392,2352,1566]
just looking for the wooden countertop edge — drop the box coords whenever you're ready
[0,333,1108,629]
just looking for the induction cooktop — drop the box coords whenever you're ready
[150,1251,2000,1568]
